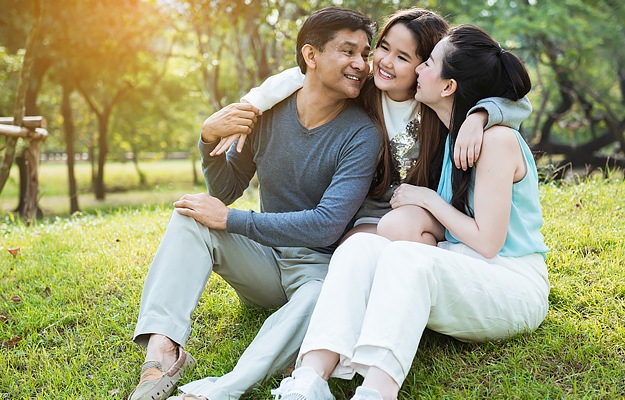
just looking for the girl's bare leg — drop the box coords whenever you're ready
[299,349,340,380]
[376,205,444,245]
[362,366,400,400]
[339,223,377,245]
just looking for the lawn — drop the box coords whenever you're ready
[1,175,624,399]
[0,159,216,217]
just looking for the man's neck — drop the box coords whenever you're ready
[295,81,349,130]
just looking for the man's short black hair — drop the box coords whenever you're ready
[296,7,376,74]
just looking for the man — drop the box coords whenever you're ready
[128,7,381,400]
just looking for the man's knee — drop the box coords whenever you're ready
[289,279,324,312]
[164,210,216,245]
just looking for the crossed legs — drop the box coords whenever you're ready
[131,212,331,400]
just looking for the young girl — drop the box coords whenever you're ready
[214,9,532,243]
[271,25,549,400]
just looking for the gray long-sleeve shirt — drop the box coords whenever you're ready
[199,94,381,253]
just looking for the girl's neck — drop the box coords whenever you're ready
[385,90,415,103]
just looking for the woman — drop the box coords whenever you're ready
[216,9,531,243]
[270,25,550,400]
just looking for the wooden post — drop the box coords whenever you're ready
[23,139,41,221]
[0,120,47,221]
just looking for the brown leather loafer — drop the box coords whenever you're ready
[128,347,196,400]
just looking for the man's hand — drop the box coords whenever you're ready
[174,193,230,230]
[201,103,261,144]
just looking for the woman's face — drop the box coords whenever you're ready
[414,38,450,107]
[372,23,422,102]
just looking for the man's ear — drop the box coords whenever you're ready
[441,78,457,98]
[301,44,317,71]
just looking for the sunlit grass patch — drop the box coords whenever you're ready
[1,178,624,399]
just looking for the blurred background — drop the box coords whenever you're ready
[0,0,623,216]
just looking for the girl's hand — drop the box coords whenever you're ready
[454,111,487,170]
[210,134,248,156]
[390,183,438,209]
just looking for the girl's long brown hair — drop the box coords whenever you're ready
[357,8,449,198]
[404,105,447,189]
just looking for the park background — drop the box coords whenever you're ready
[1,0,624,398]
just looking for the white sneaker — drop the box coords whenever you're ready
[350,386,385,400]
[271,367,335,400]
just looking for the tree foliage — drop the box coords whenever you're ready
[463,0,625,172]
[0,0,624,206]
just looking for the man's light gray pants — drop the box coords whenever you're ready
[133,211,331,400]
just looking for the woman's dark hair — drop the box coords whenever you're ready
[408,24,532,213]
[359,8,449,198]
[296,7,376,74]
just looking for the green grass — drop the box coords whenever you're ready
[0,159,213,217]
[1,176,625,399]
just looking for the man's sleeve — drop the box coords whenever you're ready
[199,134,257,206]
[469,96,532,130]
[241,67,306,112]
[225,127,382,248]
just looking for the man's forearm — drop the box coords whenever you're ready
[199,137,256,206]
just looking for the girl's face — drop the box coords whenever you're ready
[414,38,450,107]
[372,23,422,102]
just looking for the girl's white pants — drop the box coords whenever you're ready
[296,233,550,387]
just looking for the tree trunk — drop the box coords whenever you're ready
[251,27,271,82]
[130,144,146,186]
[535,49,575,151]
[89,145,96,191]
[62,80,80,214]
[191,154,200,186]
[618,66,625,106]
[23,139,41,221]
[0,0,44,195]
[0,137,19,195]
[94,112,109,200]
[13,149,27,213]
[13,148,43,218]
[25,55,52,116]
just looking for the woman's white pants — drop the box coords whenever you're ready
[296,233,550,387]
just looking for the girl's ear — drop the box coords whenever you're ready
[301,44,317,70]
[441,78,457,98]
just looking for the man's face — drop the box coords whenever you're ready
[313,29,371,99]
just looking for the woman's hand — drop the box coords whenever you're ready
[454,111,487,170]
[390,183,438,209]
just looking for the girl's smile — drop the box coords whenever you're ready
[372,23,422,102]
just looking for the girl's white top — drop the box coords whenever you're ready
[242,67,418,140]
[381,92,417,140]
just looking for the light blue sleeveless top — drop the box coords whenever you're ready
[436,130,549,258]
